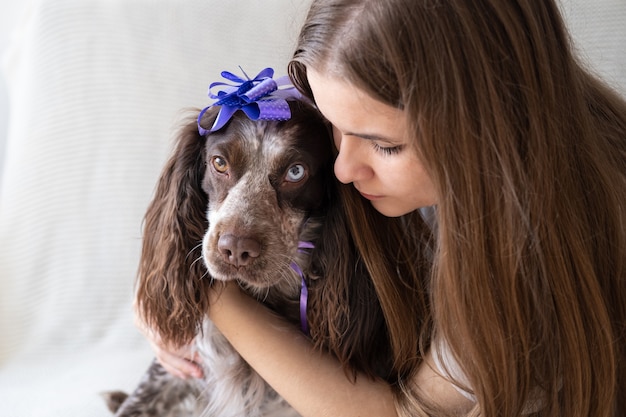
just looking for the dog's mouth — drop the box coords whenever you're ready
[204,256,299,291]
[202,232,301,289]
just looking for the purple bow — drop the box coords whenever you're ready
[197,67,302,135]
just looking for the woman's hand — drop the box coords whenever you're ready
[134,305,204,380]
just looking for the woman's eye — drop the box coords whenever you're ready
[212,156,229,173]
[372,142,403,155]
[285,164,306,182]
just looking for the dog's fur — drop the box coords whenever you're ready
[103,101,393,416]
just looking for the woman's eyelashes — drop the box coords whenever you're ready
[372,142,404,155]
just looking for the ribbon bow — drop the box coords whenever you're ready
[197,67,302,135]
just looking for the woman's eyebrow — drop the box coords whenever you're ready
[344,131,398,143]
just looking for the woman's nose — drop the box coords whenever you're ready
[333,134,371,185]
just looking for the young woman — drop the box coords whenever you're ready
[143,1,626,416]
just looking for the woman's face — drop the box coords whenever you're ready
[307,69,437,217]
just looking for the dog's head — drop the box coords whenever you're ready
[200,103,331,292]
[136,100,333,347]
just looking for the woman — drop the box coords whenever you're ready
[144,0,626,415]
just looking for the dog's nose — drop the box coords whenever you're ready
[217,234,261,267]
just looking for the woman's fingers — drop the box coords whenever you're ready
[134,309,204,379]
[155,347,204,379]
[151,339,205,379]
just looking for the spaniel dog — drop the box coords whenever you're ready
[103,94,393,417]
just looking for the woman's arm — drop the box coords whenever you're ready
[208,281,396,417]
[207,281,475,417]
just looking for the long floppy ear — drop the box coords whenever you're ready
[135,108,219,347]
[307,180,394,382]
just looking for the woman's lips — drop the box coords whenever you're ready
[358,191,382,200]
[354,184,383,200]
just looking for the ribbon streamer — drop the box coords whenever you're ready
[291,241,315,336]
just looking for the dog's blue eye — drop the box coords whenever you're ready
[212,156,229,174]
[286,164,306,182]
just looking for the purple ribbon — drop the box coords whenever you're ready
[198,67,302,135]
[290,241,314,336]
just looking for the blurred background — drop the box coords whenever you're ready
[0,1,27,191]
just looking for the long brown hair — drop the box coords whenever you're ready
[289,0,626,416]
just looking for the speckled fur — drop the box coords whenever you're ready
[103,104,333,417]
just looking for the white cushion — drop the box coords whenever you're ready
[0,1,309,415]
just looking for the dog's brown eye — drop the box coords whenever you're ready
[212,156,229,174]
[285,164,306,182]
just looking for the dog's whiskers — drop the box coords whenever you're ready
[258,286,271,303]
[199,268,211,281]
[186,242,203,260]
[190,254,205,270]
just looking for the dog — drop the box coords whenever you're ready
[103,86,394,416]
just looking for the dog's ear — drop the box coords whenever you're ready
[308,181,394,382]
[135,108,219,347]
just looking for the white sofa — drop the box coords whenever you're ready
[0,1,624,416]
